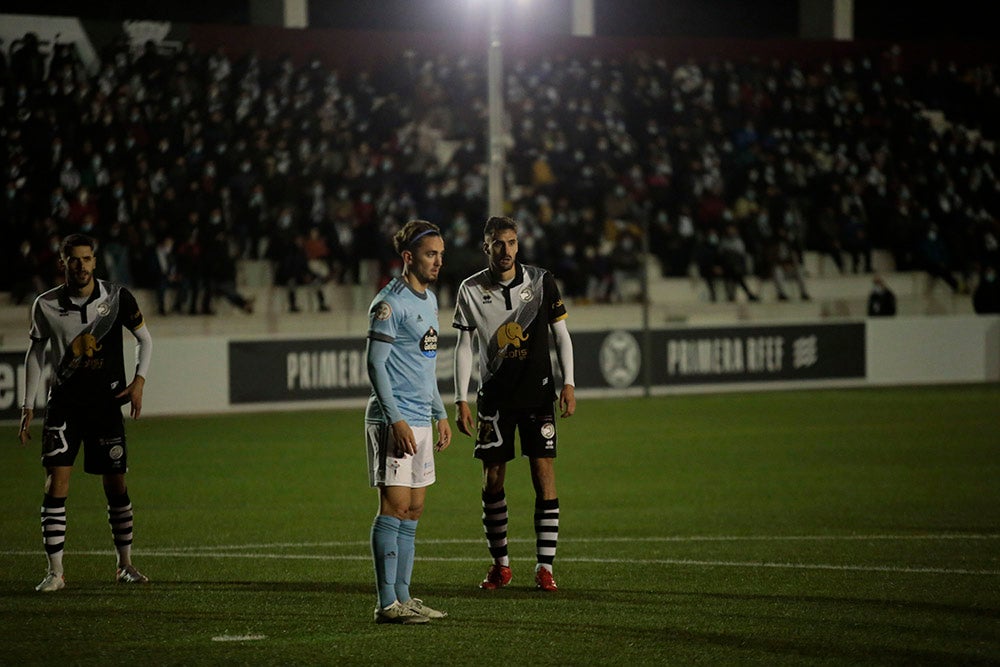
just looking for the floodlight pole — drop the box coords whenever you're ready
[640,212,652,397]
[487,0,505,216]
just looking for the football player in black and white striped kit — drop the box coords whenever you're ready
[18,234,153,592]
[453,216,576,592]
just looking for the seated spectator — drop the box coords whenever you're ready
[202,229,255,314]
[867,275,897,317]
[694,230,725,303]
[719,225,760,302]
[769,227,810,301]
[10,239,46,306]
[148,235,180,316]
[274,233,330,313]
[917,223,962,294]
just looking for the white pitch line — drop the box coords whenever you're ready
[144,533,1000,552]
[211,634,266,642]
[2,549,999,577]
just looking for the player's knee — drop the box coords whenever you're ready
[44,472,70,497]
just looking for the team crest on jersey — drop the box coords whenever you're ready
[519,286,533,302]
[420,327,438,358]
[374,301,392,321]
[97,302,111,316]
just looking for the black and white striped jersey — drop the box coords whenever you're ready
[452,263,567,409]
[29,279,146,405]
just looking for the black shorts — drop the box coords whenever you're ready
[474,403,557,464]
[41,398,127,475]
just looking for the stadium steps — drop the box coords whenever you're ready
[0,252,977,345]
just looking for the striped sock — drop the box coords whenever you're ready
[41,494,66,576]
[371,514,401,608]
[107,492,133,567]
[482,490,509,567]
[534,498,559,572]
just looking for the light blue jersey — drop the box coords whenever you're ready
[365,277,447,426]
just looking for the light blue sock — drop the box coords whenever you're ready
[371,515,401,608]
[395,519,418,602]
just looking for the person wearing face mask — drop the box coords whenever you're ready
[917,222,961,293]
[867,275,897,317]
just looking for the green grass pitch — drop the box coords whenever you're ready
[1,384,998,665]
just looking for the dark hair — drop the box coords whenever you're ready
[60,233,97,257]
[484,215,518,241]
[393,219,441,256]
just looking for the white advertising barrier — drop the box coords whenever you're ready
[0,316,997,420]
[866,314,1000,385]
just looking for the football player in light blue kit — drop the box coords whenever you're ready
[365,219,452,624]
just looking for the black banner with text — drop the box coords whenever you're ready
[575,323,866,389]
[228,323,865,404]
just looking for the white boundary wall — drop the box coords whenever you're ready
[1,315,997,419]
[99,314,1000,416]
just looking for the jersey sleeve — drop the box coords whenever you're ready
[543,271,568,323]
[119,287,146,332]
[368,296,399,343]
[452,280,476,331]
[27,297,48,341]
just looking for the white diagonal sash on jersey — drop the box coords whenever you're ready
[52,283,123,388]
[483,286,542,383]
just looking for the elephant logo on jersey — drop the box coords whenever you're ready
[71,333,103,358]
[496,322,529,349]
[420,327,438,358]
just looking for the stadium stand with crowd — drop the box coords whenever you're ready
[2,28,998,334]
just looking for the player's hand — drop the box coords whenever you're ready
[116,375,145,419]
[455,401,475,437]
[435,418,452,452]
[391,420,418,456]
[559,384,576,418]
[18,408,33,447]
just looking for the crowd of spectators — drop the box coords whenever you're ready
[2,30,999,313]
